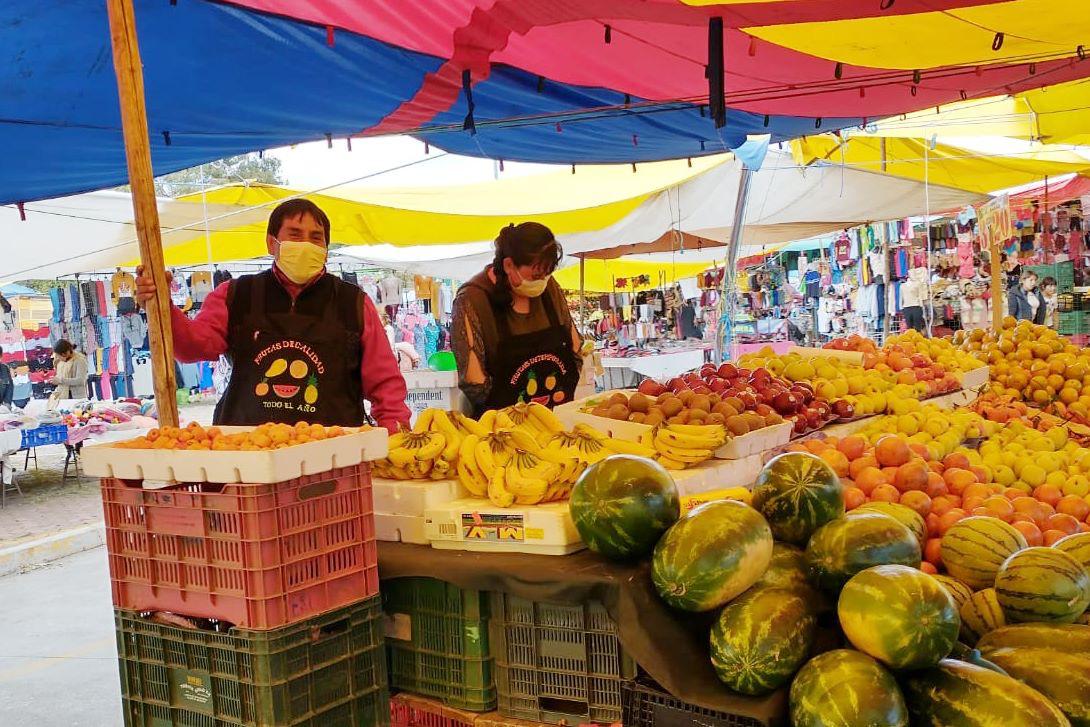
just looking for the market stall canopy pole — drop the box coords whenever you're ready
[715,165,754,364]
[107,0,179,427]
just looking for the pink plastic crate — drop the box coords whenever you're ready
[101,464,378,630]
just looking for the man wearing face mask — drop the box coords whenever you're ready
[452,222,583,415]
[134,199,409,432]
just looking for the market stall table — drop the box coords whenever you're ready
[598,345,711,389]
[378,541,788,725]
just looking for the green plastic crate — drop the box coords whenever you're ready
[1059,311,1090,335]
[1027,262,1074,290]
[488,593,636,725]
[382,578,496,711]
[116,595,388,726]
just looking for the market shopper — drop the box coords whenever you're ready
[1008,269,1046,325]
[50,339,89,399]
[1040,276,1059,328]
[134,199,410,431]
[452,222,582,415]
[900,267,929,333]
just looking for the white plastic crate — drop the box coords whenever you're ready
[424,499,583,555]
[81,426,388,483]
[372,477,466,516]
[376,512,429,544]
[404,370,470,424]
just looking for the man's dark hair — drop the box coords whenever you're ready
[53,339,74,355]
[267,199,331,245]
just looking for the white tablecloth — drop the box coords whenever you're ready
[599,348,707,380]
[0,429,22,456]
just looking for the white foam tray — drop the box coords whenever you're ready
[556,391,789,460]
[376,512,429,545]
[424,498,584,555]
[80,426,388,483]
[960,365,990,393]
[372,478,466,516]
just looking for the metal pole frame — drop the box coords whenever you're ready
[714,163,755,363]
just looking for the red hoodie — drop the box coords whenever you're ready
[170,266,410,432]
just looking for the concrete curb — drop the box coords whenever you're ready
[0,524,105,578]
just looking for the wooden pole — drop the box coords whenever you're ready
[990,240,1004,332]
[107,0,179,427]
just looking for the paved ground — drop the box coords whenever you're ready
[0,401,217,549]
[0,547,121,726]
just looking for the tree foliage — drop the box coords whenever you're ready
[124,153,284,197]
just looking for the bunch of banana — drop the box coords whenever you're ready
[457,428,568,506]
[649,423,727,470]
[499,402,566,445]
[373,429,447,480]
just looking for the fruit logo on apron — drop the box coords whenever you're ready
[252,339,324,414]
[510,353,569,406]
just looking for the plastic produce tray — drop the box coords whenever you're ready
[20,423,69,449]
[102,464,379,630]
[622,678,767,727]
[383,578,496,711]
[82,426,388,484]
[389,693,477,727]
[117,594,388,727]
[488,593,635,725]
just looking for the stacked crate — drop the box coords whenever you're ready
[84,428,389,727]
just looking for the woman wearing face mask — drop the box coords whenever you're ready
[1007,269,1046,325]
[134,199,409,431]
[452,222,582,415]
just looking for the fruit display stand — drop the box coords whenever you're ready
[377,542,786,726]
[597,347,709,389]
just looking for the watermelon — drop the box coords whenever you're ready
[753,542,831,612]
[569,455,680,560]
[805,511,921,593]
[789,650,908,727]
[838,564,959,670]
[857,501,927,546]
[984,648,1090,727]
[940,516,1027,590]
[710,587,817,696]
[959,588,1007,645]
[977,624,1090,657]
[751,452,844,545]
[948,642,1008,676]
[931,573,974,612]
[902,659,1069,727]
[1056,532,1090,571]
[651,500,773,612]
[995,546,1090,624]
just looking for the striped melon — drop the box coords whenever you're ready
[995,546,1090,624]
[959,588,1007,645]
[985,648,1090,727]
[977,624,1090,657]
[710,587,817,696]
[805,511,921,593]
[940,516,1028,590]
[1056,532,1090,571]
[903,659,1070,727]
[753,542,830,613]
[752,452,844,545]
[789,650,908,727]
[651,500,773,612]
[838,564,959,670]
[932,573,974,612]
[857,501,927,546]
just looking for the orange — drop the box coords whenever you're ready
[894,460,930,493]
[837,435,867,462]
[855,467,887,495]
[819,449,850,477]
[875,435,912,467]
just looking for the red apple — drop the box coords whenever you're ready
[831,399,855,419]
[736,368,752,379]
[708,378,727,393]
[700,364,718,378]
[773,391,800,415]
[717,363,739,379]
[638,379,665,397]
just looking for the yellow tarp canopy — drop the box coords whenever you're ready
[791,136,1090,194]
[553,259,712,293]
[147,157,725,267]
[746,0,1090,70]
[863,78,1090,147]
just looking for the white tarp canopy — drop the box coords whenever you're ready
[1,149,983,284]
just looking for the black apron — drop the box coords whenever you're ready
[478,291,581,416]
[213,270,366,426]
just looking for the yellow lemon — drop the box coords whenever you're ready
[1020,464,1046,488]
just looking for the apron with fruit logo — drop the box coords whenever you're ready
[478,294,580,415]
[214,270,366,426]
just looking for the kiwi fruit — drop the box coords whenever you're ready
[705,412,726,426]
[607,403,630,420]
[629,412,647,423]
[644,410,665,427]
[687,409,707,422]
[660,398,684,417]
[608,392,629,408]
[689,394,712,413]
[591,404,611,417]
[628,392,651,413]
[742,412,765,431]
[677,389,695,405]
[725,414,750,436]
[712,401,737,417]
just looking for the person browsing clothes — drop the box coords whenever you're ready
[135,199,409,431]
[451,222,582,415]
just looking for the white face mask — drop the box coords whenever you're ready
[512,276,549,298]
